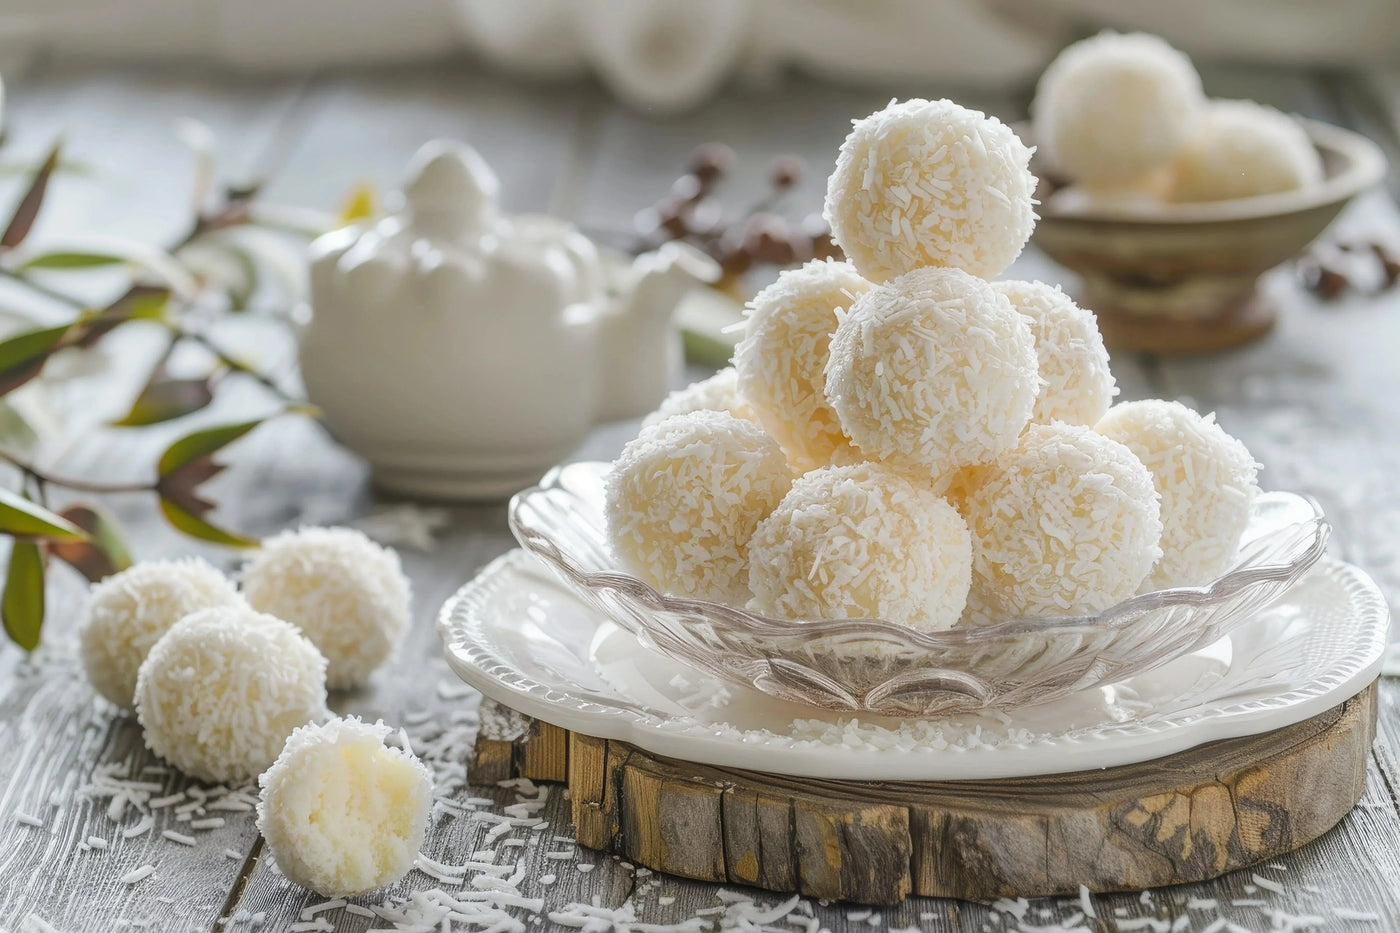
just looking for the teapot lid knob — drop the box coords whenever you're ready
[402,140,500,228]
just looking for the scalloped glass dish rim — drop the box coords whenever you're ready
[509,461,1332,650]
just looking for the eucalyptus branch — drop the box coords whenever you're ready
[175,327,295,403]
[0,450,154,495]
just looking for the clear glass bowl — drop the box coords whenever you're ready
[508,461,1331,717]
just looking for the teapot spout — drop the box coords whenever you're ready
[595,241,721,422]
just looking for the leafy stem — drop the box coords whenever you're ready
[0,450,155,495]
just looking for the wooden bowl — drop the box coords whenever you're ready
[1027,119,1387,353]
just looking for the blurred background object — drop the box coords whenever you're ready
[1,0,1397,112]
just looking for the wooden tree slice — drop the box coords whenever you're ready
[473,682,1377,905]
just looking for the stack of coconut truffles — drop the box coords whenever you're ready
[606,96,1262,633]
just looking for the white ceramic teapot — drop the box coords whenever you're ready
[301,140,718,499]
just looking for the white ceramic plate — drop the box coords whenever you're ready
[439,549,1389,781]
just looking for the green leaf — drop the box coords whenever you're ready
[1,143,61,250]
[157,416,268,478]
[71,285,171,349]
[112,376,214,427]
[20,251,129,271]
[157,497,257,548]
[3,540,46,650]
[0,323,72,396]
[0,486,88,542]
[49,504,133,582]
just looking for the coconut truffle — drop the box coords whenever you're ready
[258,717,432,898]
[748,463,971,631]
[606,410,793,603]
[1167,99,1323,203]
[825,266,1039,480]
[1033,32,1204,187]
[77,558,244,709]
[135,606,328,783]
[963,422,1162,622]
[242,527,410,691]
[1097,399,1260,589]
[733,259,873,471]
[993,280,1116,427]
[824,98,1037,281]
[641,367,755,429]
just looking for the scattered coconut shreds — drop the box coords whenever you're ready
[120,864,157,884]
[1333,907,1381,921]
[1078,884,1095,919]
[1251,872,1286,895]
[20,916,60,933]
[224,848,243,861]
[162,829,197,846]
[191,817,226,830]
[122,815,155,839]
[14,812,43,827]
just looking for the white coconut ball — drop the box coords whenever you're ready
[963,422,1163,622]
[135,606,328,783]
[748,463,971,632]
[606,410,793,604]
[825,266,1040,481]
[242,527,411,691]
[641,367,755,429]
[993,280,1117,427]
[825,97,1037,281]
[1033,32,1204,187]
[1096,399,1260,589]
[258,716,433,897]
[734,259,873,471]
[1167,99,1323,203]
[77,558,244,709]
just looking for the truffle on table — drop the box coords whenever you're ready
[135,606,328,783]
[993,279,1117,427]
[78,558,244,710]
[1097,399,1260,590]
[242,526,411,691]
[733,259,872,471]
[962,422,1163,622]
[824,97,1037,281]
[258,716,433,898]
[1032,32,1204,188]
[824,266,1039,481]
[748,462,971,632]
[1167,99,1323,203]
[605,410,793,604]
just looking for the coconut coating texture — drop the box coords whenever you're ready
[993,280,1116,427]
[258,716,433,897]
[135,606,328,783]
[734,259,872,471]
[606,411,793,603]
[78,558,245,709]
[963,422,1162,622]
[242,527,410,690]
[1033,32,1204,186]
[1097,400,1259,590]
[641,367,754,430]
[824,98,1036,281]
[1168,99,1322,203]
[748,463,971,631]
[825,266,1039,480]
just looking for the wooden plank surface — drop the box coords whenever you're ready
[0,58,1394,933]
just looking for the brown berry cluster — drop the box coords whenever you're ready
[632,144,843,285]
[1298,238,1400,302]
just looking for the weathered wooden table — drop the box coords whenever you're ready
[0,59,1397,932]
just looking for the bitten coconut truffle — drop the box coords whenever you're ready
[1033,32,1204,187]
[1167,99,1323,203]
[825,267,1039,480]
[258,717,433,898]
[78,558,244,709]
[748,463,971,632]
[641,367,754,429]
[963,422,1163,622]
[993,280,1116,427]
[825,98,1037,281]
[734,259,872,471]
[606,410,793,603]
[1097,399,1260,589]
[242,527,410,690]
[135,606,328,783]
